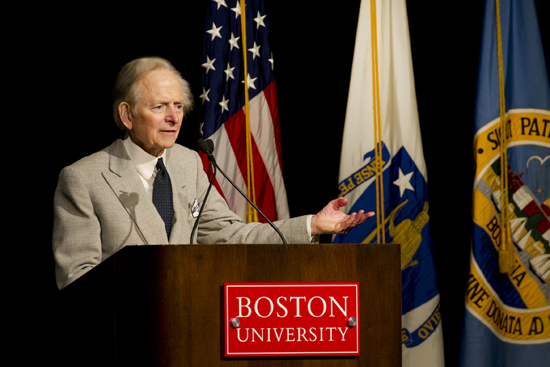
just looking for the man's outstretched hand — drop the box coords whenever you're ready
[310,197,375,237]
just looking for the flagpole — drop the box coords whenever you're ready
[370,0,385,243]
[495,0,514,273]
[240,0,259,223]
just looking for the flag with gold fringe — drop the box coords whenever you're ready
[199,0,289,223]
[460,0,550,366]
[334,0,444,366]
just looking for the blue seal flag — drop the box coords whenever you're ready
[460,0,550,366]
[335,1,444,366]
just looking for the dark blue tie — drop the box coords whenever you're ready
[153,158,174,239]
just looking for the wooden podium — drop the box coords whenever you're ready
[48,244,400,367]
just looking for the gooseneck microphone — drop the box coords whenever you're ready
[193,138,288,244]
[190,139,217,244]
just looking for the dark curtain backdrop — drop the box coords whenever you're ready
[15,1,548,366]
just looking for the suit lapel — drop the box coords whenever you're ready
[103,140,169,245]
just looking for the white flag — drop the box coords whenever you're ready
[335,1,444,366]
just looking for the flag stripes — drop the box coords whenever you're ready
[200,0,289,223]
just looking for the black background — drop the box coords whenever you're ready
[13,1,549,366]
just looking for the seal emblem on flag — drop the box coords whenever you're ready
[336,143,441,348]
[469,109,550,343]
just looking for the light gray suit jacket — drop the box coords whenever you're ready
[53,139,310,289]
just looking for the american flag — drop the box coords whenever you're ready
[199,0,289,223]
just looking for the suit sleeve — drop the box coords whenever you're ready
[52,165,102,289]
[190,151,311,244]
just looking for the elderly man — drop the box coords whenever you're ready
[52,57,374,290]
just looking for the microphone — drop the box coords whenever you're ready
[197,138,214,158]
[193,138,287,244]
[190,139,217,244]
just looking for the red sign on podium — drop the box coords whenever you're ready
[224,283,360,357]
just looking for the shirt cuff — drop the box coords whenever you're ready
[306,215,320,244]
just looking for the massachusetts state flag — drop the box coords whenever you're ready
[460,1,550,366]
[199,0,289,223]
[334,1,444,366]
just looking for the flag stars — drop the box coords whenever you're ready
[206,22,223,41]
[242,73,257,90]
[219,95,230,113]
[225,63,236,81]
[268,52,274,70]
[212,0,227,10]
[228,32,240,50]
[231,1,241,18]
[248,41,261,59]
[393,168,415,197]
[254,11,266,29]
[202,56,216,74]
[199,88,210,104]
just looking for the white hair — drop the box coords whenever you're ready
[112,56,194,131]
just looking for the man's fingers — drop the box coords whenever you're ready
[342,210,375,233]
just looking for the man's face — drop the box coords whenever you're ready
[125,69,185,157]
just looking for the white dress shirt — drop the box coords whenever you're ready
[122,136,166,201]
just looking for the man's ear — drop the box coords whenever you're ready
[118,102,133,131]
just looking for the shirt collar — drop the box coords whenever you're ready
[123,136,167,181]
